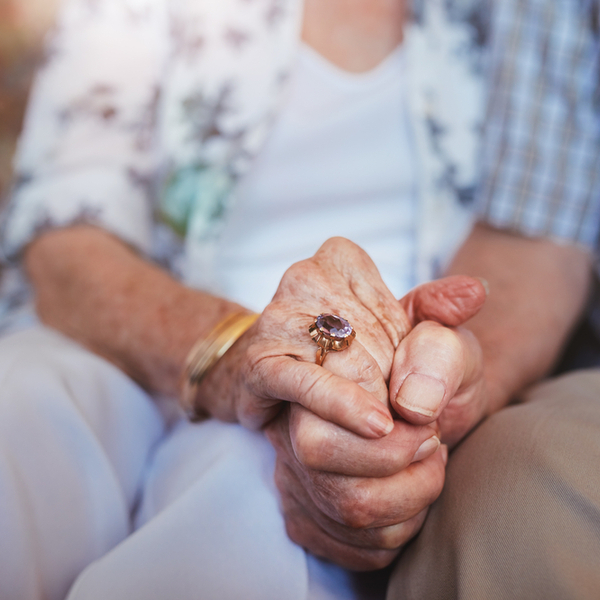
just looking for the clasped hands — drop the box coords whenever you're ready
[199,237,488,570]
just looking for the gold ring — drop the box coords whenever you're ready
[309,314,356,366]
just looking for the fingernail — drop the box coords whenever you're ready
[412,436,440,462]
[395,373,446,418]
[476,277,490,296]
[367,411,394,436]
[441,444,449,466]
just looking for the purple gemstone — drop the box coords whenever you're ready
[316,314,352,339]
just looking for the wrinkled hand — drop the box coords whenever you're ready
[265,274,487,570]
[199,237,411,436]
[266,406,447,570]
[391,278,489,446]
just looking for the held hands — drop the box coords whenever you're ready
[199,237,413,435]
[265,269,489,569]
[199,237,488,568]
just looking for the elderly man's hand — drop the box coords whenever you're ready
[391,278,489,446]
[266,405,447,570]
[264,275,487,569]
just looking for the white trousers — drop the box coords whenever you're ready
[0,326,386,600]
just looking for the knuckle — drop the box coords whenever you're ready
[291,422,322,467]
[443,332,465,363]
[372,511,427,550]
[283,515,308,548]
[276,259,314,295]
[292,429,331,469]
[334,483,376,529]
[421,322,462,352]
[411,323,466,373]
[350,355,382,389]
[370,524,410,551]
[320,236,355,254]
[356,549,400,571]
[383,451,410,475]
[315,237,369,272]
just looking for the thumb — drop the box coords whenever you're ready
[399,276,488,327]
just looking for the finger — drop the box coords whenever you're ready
[317,337,389,406]
[267,411,446,529]
[281,495,401,571]
[389,321,483,425]
[276,458,428,551]
[288,404,440,477]
[253,354,394,438]
[297,447,447,529]
[400,275,487,327]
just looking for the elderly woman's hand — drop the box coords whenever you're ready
[198,237,412,437]
[263,275,487,570]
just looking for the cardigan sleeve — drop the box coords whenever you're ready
[1,0,168,261]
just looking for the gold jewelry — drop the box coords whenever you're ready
[309,313,356,366]
[181,312,260,421]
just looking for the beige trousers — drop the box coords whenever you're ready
[388,370,600,600]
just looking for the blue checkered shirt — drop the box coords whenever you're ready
[476,0,600,248]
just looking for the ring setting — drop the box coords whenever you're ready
[309,313,356,366]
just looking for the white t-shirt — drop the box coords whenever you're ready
[212,43,418,311]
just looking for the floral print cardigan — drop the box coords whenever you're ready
[1,0,489,298]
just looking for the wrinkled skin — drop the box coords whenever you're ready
[199,237,412,437]
[201,238,488,570]
[266,317,485,570]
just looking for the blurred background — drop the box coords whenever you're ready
[0,0,61,202]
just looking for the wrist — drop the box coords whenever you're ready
[180,311,260,421]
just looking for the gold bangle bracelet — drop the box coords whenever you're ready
[180,312,260,421]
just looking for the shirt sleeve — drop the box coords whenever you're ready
[476,0,600,248]
[1,0,167,261]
